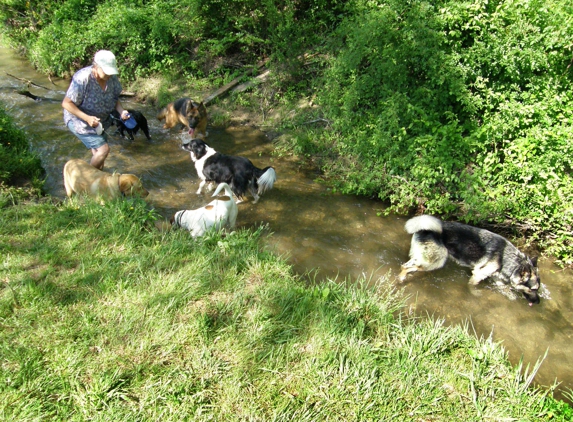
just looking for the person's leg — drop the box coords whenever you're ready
[90,143,110,170]
[67,121,110,169]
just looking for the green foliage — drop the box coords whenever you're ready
[23,1,200,78]
[0,103,44,190]
[545,394,573,421]
[299,0,573,264]
[1,0,350,80]
[0,1,57,48]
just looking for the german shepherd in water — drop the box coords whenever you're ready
[157,98,207,138]
[398,215,541,306]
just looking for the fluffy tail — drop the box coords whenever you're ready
[404,215,443,234]
[256,167,276,194]
[212,182,233,198]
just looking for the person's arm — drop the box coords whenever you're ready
[115,100,129,120]
[62,96,100,128]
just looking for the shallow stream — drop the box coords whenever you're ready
[1,44,572,399]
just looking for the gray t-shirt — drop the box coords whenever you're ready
[63,66,122,134]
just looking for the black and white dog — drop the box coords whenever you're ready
[182,138,276,203]
[111,109,152,141]
[398,215,541,305]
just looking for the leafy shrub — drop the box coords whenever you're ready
[0,104,44,189]
[1,0,350,80]
[303,0,573,264]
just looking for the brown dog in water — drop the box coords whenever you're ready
[157,98,207,138]
[63,159,149,200]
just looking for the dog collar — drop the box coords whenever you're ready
[176,210,186,228]
[117,174,125,196]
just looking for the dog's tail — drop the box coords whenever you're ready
[212,182,234,199]
[405,215,443,234]
[256,167,277,195]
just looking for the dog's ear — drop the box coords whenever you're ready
[530,256,538,267]
[170,215,176,226]
[119,175,148,197]
[118,175,135,194]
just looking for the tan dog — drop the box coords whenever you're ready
[157,98,207,138]
[63,159,149,200]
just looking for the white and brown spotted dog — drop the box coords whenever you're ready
[170,182,238,237]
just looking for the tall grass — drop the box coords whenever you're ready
[0,103,44,207]
[1,195,571,421]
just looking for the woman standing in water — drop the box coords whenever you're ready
[62,50,129,170]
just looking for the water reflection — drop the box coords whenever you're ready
[1,43,572,400]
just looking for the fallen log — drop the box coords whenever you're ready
[15,89,61,102]
[202,59,268,106]
[6,73,51,90]
[16,89,41,101]
[232,69,271,93]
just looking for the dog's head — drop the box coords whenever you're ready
[118,174,149,198]
[512,256,541,306]
[111,109,140,131]
[182,138,209,161]
[170,212,181,228]
[185,101,207,136]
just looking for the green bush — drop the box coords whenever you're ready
[0,104,44,189]
[1,0,349,80]
[302,0,573,264]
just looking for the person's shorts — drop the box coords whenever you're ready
[67,121,108,149]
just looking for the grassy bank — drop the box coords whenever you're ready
[1,196,572,421]
[0,105,44,206]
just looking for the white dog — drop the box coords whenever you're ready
[170,183,238,237]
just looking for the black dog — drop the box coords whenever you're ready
[111,109,151,141]
[182,138,277,204]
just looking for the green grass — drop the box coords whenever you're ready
[0,195,571,421]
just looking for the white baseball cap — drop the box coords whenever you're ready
[94,50,119,75]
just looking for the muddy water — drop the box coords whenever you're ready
[1,43,572,399]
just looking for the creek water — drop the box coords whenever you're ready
[1,43,572,400]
